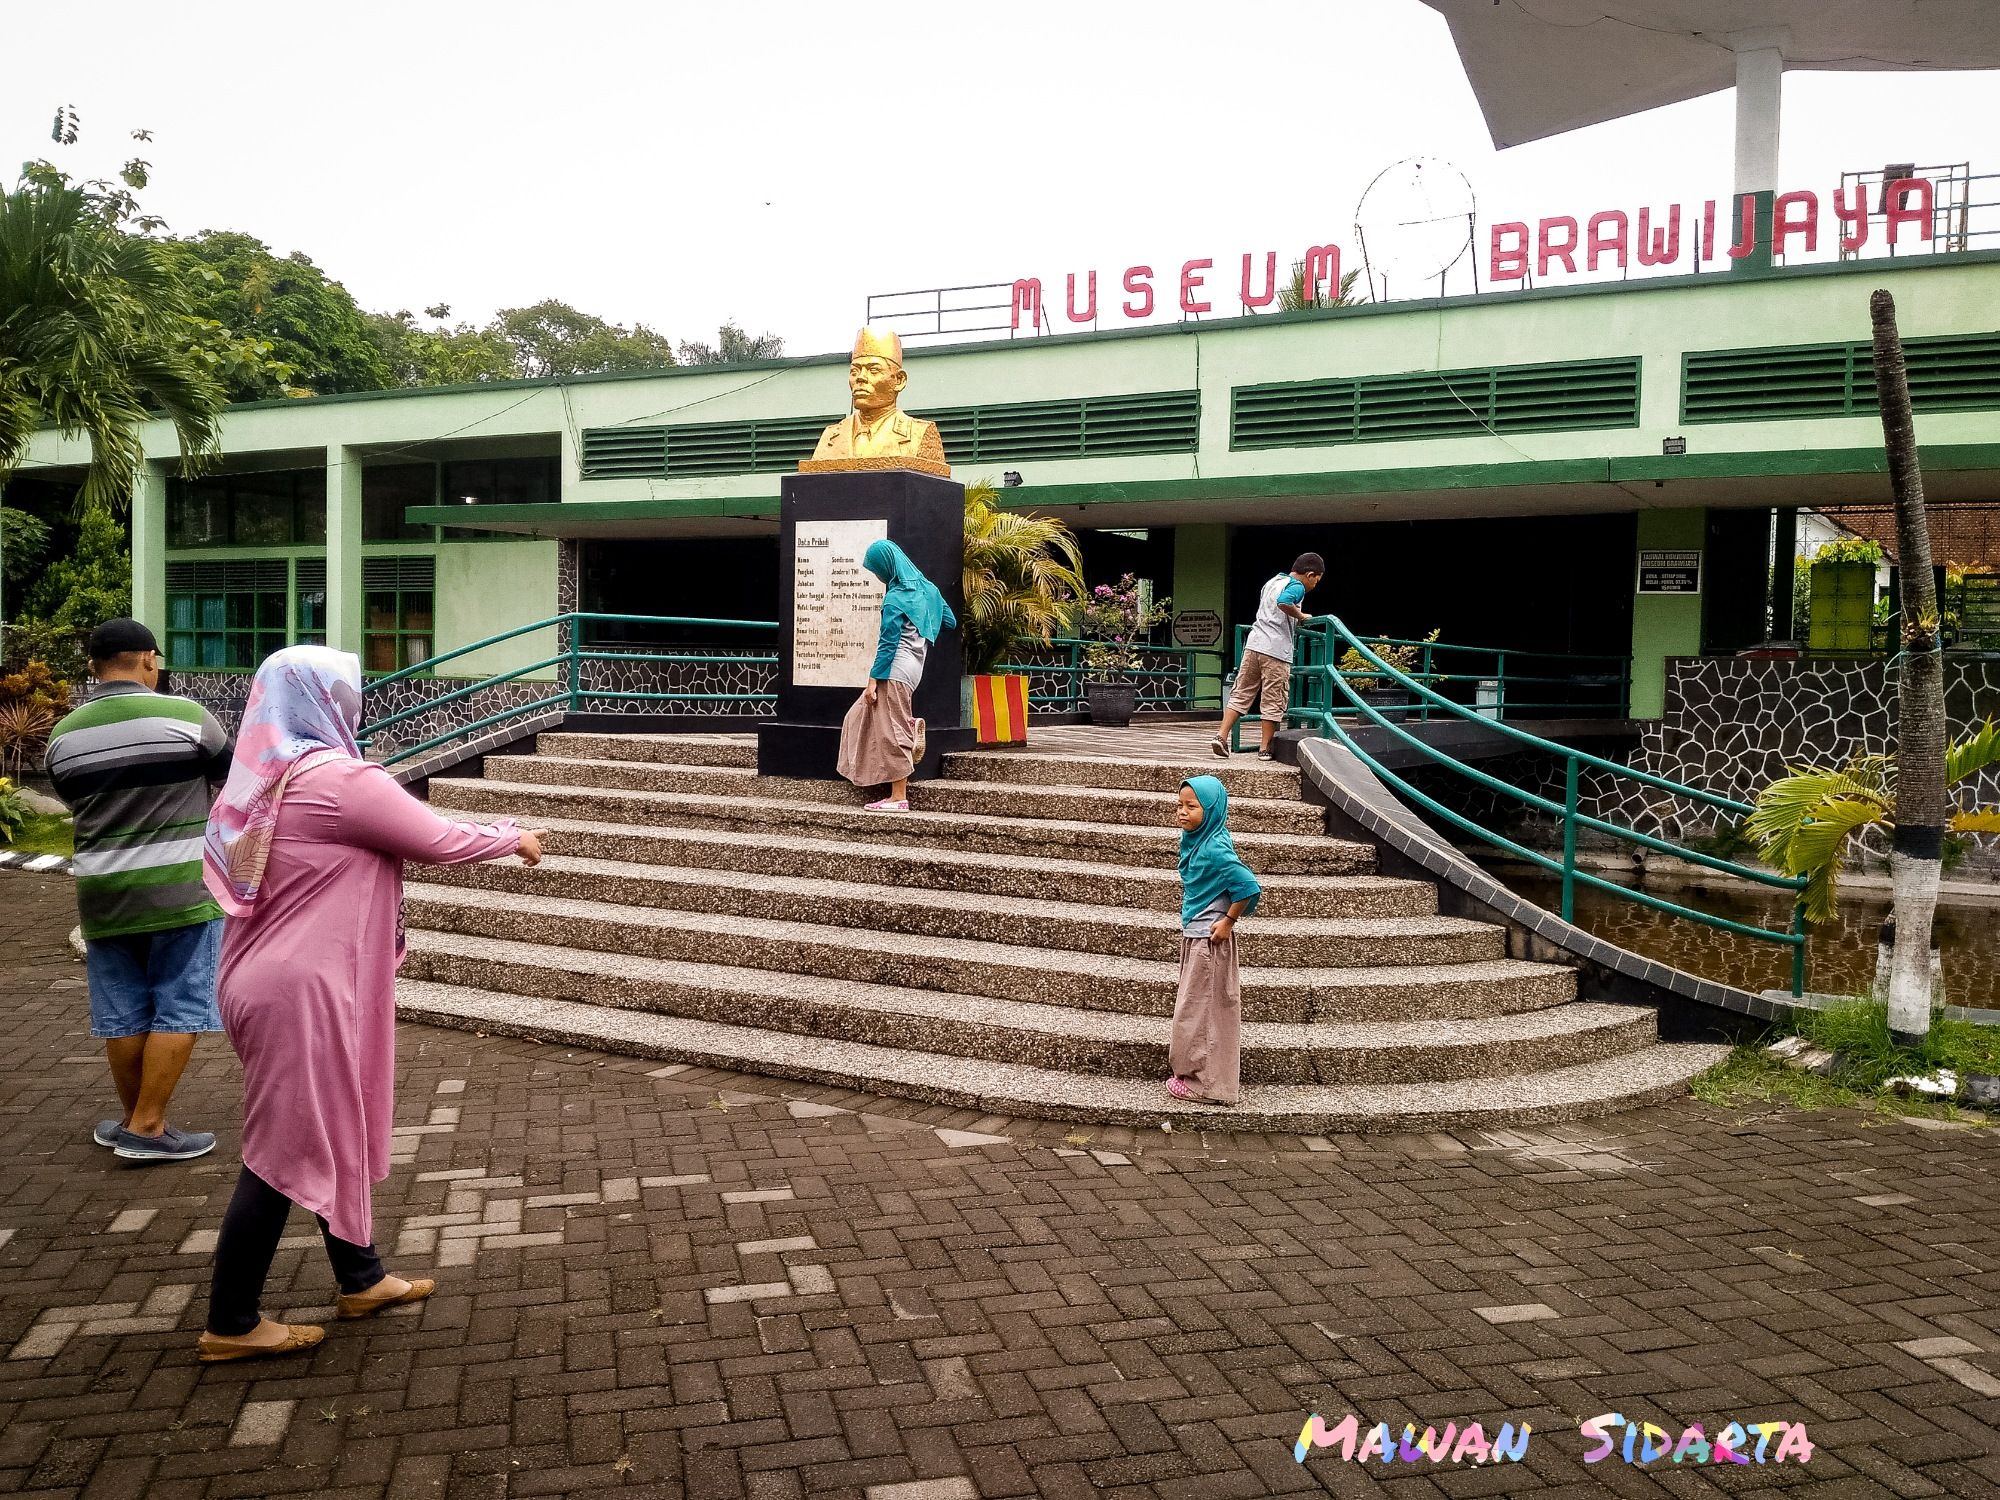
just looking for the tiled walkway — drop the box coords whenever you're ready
[2,873,1998,1498]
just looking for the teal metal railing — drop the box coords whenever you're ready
[1007,638,1228,712]
[1228,623,1631,721]
[359,611,776,768]
[1262,618,1809,994]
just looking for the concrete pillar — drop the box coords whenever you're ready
[1730,36,1784,274]
[1171,523,1230,707]
[1769,507,1799,641]
[326,445,365,656]
[1630,508,1706,719]
[131,461,168,634]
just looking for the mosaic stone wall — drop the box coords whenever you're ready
[1006,644,1200,712]
[1406,655,2000,881]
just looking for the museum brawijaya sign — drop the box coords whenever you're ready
[975,176,1941,332]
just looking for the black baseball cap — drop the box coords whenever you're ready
[86,618,160,660]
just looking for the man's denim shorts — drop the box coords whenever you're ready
[85,919,225,1039]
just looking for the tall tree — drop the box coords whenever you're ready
[491,300,675,378]
[1870,288,1947,1045]
[25,502,129,626]
[0,145,225,516]
[364,308,515,387]
[678,320,785,365]
[160,230,391,400]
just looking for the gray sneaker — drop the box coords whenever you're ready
[112,1124,217,1163]
[93,1118,124,1147]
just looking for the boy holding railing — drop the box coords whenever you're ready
[1213,552,1323,760]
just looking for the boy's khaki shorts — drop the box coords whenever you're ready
[1227,649,1291,720]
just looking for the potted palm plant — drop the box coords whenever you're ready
[961,481,1084,746]
[1074,573,1171,727]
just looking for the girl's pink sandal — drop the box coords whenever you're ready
[865,798,910,812]
[1165,1077,1193,1100]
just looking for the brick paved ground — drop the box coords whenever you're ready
[2,872,1997,1500]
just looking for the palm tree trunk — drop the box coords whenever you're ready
[1869,289,1946,1046]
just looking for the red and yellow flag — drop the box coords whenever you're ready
[972,674,1029,745]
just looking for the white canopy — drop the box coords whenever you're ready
[1419,0,2000,149]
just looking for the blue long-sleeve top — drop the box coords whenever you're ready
[870,601,909,681]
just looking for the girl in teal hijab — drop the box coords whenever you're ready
[839,540,958,811]
[1169,775,1260,1105]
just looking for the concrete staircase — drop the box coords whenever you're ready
[399,731,1728,1132]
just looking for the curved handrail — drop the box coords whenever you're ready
[1297,616,1808,994]
[363,611,778,696]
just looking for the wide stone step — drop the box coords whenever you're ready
[486,755,1321,835]
[396,979,1731,1133]
[429,778,1357,875]
[402,885,1564,1019]
[402,930,1654,1085]
[536,732,756,767]
[502,816,1404,918]
[943,750,1301,798]
[420,854,1466,965]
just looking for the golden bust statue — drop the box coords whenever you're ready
[801,327,949,476]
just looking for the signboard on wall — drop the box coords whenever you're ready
[1173,610,1222,647]
[791,518,887,687]
[1637,549,1702,594]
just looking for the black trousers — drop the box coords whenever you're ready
[206,1165,384,1335]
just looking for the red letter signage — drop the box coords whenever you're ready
[1065,271,1097,324]
[1885,177,1934,245]
[1302,244,1342,302]
[1179,259,1213,315]
[1240,252,1277,311]
[1010,278,1044,331]
[1122,265,1154,318]
[1489,223,1529,282]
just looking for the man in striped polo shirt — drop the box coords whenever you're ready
[46,619,232,1163]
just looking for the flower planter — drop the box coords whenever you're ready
[1083,680,1139,727]
[969,673,1029,745]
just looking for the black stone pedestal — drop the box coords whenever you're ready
[757,469,972,781]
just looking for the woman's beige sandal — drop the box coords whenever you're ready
[336,1274,436,1320]
[196,1320,325,1363]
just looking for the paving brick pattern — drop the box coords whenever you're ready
[2,873,1997,1498]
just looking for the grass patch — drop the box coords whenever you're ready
[2,812,74,859]
[1692,998,1997,1124]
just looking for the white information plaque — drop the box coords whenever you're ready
[792,518,888,688]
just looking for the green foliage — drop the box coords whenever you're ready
[1749,725,2000,922]
[1692,1000,2000,1119]
[1074,574,1171,678]
[0,617,87,682]
[1813,536,1885,565]
[0,154,226,512]
[1337,629,1440,692]
[492,300,675,378]
[1278,263,1362,312]
[0,776,28,844]
[678,321,785,365]
[158,230,390,400]
[1,506,50,591]
[24,505,129,627]
[364,309,515,387]
[960,480,1085,676]
[2,808,72,857]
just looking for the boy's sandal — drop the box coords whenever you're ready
[337,1275,436,1320]
[1209,737,1230,758]
[196,1321,325,1363]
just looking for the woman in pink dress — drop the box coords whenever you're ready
[196,646,543,1362]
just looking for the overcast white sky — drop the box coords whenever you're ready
[8,0,1998,358]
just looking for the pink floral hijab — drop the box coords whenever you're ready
[203,646,366,916]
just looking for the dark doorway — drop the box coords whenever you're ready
[1227,514,1640,660]
[1075,526,1175,595]
[579,537,779,644]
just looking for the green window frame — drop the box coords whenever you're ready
[362,556,436,675]
[167,471,327,547]
[164,559,291,670]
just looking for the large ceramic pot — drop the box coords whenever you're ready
[1083,680,1139,726]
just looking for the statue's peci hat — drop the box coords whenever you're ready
[850,326,904,367]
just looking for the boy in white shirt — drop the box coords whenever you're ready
[1213,552,1324,760]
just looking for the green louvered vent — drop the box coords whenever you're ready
[580,417,835,479]
[579,427,667,478]
[1231,358,1640,450]
[165,559,288,591]
[1683,332,2000,423]
[916,391,1199,463]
